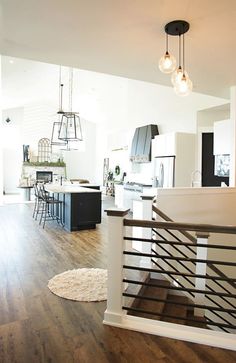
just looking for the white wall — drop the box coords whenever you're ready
[2,58,229,188]
[2,102,97,191]
[63,119,96,181]
[93,76,227,184]
[2,107,24,193]
[0,56,3,204]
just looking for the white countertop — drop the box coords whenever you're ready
[45,184,101,194]
[156,186,236,196]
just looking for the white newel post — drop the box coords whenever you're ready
[103,208,130,326]
[132,195,155,268]
[194,231,209,317]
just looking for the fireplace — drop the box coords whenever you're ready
[36,171,53,183]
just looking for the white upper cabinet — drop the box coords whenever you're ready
[213,119,232,155]
[152,133,176,157]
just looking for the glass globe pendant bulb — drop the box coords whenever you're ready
[159,51,176,74]
[174,73,193,96]
[171,67,190,86]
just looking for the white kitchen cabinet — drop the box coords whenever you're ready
[152,133,176,157]
[213,119,232,155]
[152,132,195,187]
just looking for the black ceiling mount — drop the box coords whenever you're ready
[165,20,190,36]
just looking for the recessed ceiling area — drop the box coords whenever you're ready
[1,0,236,99]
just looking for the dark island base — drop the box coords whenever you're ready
[68,224,97,232]
[63,192,101,232]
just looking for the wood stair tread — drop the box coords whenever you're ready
[186,309,208,329]
[128,278,170,320]
[127,278,210,330]
[161,294,188,324]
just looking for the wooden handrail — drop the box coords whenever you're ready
[124,218,236,234]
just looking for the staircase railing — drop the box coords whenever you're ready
[152,202,236,332]
[104,205,236,351]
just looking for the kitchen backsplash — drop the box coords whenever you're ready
[128,162,153,185]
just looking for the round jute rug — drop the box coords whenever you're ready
[48,268,107,302]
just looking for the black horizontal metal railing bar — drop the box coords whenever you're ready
[152,251,236,309]
[150,204,236,325]
[150,244,196,293]
[123,279,236,299]
[124,250,236,267]
[124,218,236,235]
[125,236,236,250]
[128,239,236,320]
[123,264,236,282]
[151,229,236,292]
[127,231,236,289]
[151,204,236,291]
[122,306,236,330]
[152,244,235,308]
[151,258,195,298]
[151,251,236,314]
[122,292,236,314]
[123,251,236,266]
[152,228,196,262]
[127,246,236,325]
[161,228,196,254]
[151,237,236,296]
[152,240,195,276]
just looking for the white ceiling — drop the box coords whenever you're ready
[1,0,236,98]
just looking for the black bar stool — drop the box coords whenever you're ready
[39,185,64,228]
[32,183,44,220]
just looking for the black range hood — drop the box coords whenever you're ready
[130,124,159,163]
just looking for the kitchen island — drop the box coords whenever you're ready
[45,184,101,231]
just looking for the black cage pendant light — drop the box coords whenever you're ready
[58,68,83,144]
[159,20,192,96]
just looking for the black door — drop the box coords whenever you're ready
[202,133,229,187]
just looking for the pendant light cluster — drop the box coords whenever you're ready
[51,67,83,150]
[159,20,192,96]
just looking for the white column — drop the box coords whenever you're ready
[132,195,155,268]
[0,55,3,205]
[230,86,236,187]
[194,232,209,317]
[103,207,129,325]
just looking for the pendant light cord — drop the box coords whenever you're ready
[178,34,182,68]
[69,68,73,113]
[59,66,63,113]
[166,32,168,53]
[183,32,185,75]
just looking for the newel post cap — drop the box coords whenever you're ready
[105,208,130,217]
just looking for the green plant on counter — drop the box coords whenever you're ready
[23,161,66,167]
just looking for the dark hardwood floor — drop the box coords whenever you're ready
[0,197,235,363]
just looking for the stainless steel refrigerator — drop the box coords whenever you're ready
[153,156,175,188]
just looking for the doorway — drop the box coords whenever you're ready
[201,133,229,187]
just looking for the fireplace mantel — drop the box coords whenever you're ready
[21,163,66,184]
